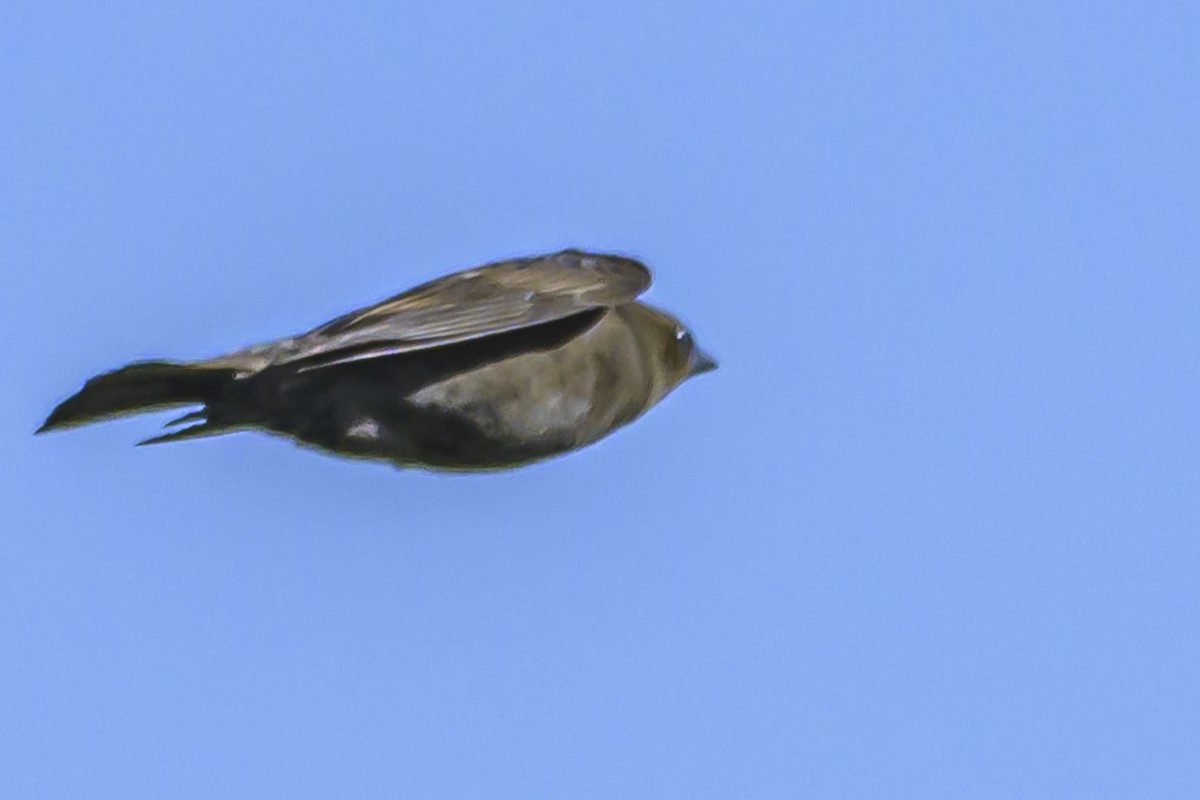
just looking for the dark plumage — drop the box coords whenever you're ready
[38,249,717,470]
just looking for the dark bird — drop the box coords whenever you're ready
[38,249,717,470]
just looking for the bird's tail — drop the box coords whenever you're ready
[38,360,239,435]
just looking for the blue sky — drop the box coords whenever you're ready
[3,1,1199,797]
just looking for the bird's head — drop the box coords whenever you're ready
[633,304,718,398]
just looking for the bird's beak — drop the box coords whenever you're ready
[690,349,719,376]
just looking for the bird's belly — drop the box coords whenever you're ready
[274,366,604,471]
[397,359,601,469]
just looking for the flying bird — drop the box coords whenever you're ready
[38,249,717,470]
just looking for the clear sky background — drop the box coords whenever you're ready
[3,1,1199,797]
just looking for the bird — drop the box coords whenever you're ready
[38,248,717,471]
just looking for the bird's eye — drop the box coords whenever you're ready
[669,328,694,370]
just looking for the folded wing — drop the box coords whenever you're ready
[278,249,652,370]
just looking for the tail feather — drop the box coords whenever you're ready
[38,361,238,433]
[137,420,231,447]
[162,410,208,428]
[137,408,238,446]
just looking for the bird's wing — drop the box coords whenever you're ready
[276,249,652,369]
